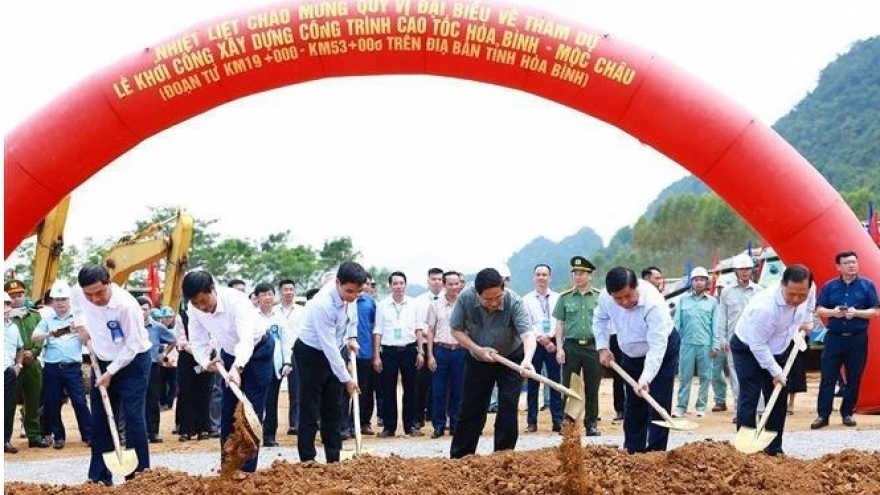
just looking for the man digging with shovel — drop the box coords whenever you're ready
[183,270,274,473]
[72,264,152,485]
[730,264,814,456]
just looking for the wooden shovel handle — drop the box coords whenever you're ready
[86,341,126,454]
[608,361,677,424]
[214,364,248,404]
[754,335,804,433]
[349,350,363,453]
[492,353,581,399]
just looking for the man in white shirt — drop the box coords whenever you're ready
[253,282,293,447]
[522,263,562,433]
[373,271,425,437]
[730,264,813,456]
[594,267,680,454]
[183,270,273,473]
[72,264,152,485]
[293,261,365,463]
[414,268,444,429]
[275,278,305,436]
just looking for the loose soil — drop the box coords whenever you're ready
[6,371,880,493]
[219,403,258,478]
[6,440,880,494]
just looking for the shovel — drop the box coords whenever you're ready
[86,341,139,477]
[341,349,373,460]
[491,353,585,420]
[608,361,699,431]
[733,331,807,454]
[214,364,263,445]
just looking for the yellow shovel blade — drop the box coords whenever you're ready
[102,449,139,477]
[733,426,777,454]
[651,419,699,431]
[564,373,585,421]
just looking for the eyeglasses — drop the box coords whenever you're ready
[369,283,377,287]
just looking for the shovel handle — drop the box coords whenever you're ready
[349,350,363,454]
[754,334,805,433]
[608,361,677,424]
[492,353,582,400]
[214,363,249,405]
[86,341,126,455]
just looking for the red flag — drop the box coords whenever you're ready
[147,263,160,307]
[709,249,721,295]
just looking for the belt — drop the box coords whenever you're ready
[47,361,81,369]
[435,342,461,351]
[382,343,416,350]
[566,337,595,346]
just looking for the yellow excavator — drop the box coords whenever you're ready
[102,210,195,312]
[29,195,73,303]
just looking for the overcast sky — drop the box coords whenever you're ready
[3,0,878,280]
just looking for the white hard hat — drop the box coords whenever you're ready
[2,292,11,303]
[49,280,72,299]
[498,265,511,278]
[732,254,754,269]
[690,267,710,280]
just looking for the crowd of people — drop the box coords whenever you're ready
[3,249,877,484]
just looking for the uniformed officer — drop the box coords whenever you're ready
[554,256,602,436]
[4,279,49,448]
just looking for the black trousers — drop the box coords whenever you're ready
[414,342,432,423]
[294,340,344,463]
[344,358,378,431]
[175,351,211,437]
[5,367,17,443]
[610,334,626,413]
[146,363,163,437]
[731,334,789,455]
[380,344,418,433]
[450,352,523,459]
[263,374,283,439]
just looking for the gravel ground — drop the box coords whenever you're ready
[5,429,880,486]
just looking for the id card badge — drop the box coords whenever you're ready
[393,327,403,340]
[541,318,551,334]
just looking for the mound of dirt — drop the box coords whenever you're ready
[6,440,880,495]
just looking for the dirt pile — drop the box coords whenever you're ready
[6,441,880,494]
[219,403,259,478]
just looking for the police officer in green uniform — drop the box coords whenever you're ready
[4,280,49,448]
[554,257,602,436]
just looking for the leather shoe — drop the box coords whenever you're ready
[4,442,18,453]
[361,425,375,436]
[179,434,191,442]
[53,439,65,450]
[263,438,279,447]
[525,424,537,433]
[405,428,424,437]
[377,429,394,438]
[431,429,444,439]
[585,423,601,437]
[711,403,727,412]
[842,415,857,427]
[148,436,163,444]
[28,438,50,448]
[810,416,829,430]
[552,424,562,433]
[287,427,298,436]
[613,411,625,422]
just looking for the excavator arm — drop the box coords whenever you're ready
[102,210,194,312]
[30,195,72,303]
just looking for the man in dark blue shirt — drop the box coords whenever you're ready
[812,251,879,429]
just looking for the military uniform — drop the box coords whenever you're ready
[553,257,602,435]
[5,280,47,447]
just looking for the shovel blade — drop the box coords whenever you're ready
[651,419,700,431]
[103,449,139,477]
[564,373,586,421]
[733,426,777,454]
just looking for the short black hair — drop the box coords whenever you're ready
[442,271,460,284]
[388,271,407,285]
[278,279,295,290]
[305,288,320,300]
[782,264,812,285]
[835,251,858,264]
[428,267,444,276]
[77,264,111,288]
[136,296,152,307]
[606,267,638,293]
[640,266,662,280]
[182,271,215,299]
[474,268,504,295]
[534,263,552,275]
[254,282,274,296]
[227,279,245,288]
[337,261,369,286]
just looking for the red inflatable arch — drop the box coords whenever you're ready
[5,0,880,411]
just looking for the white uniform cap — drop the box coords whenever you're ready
[49,280,72,299]
[690,267,710,280]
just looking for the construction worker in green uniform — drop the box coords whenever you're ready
[553,256,602,436]
[4,280,49,448]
